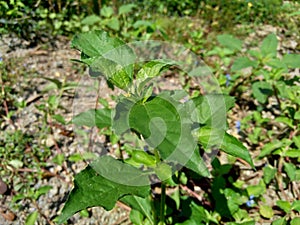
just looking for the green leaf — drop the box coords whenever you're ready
[101,6,114,18]
[293,136,300,149]
[71,31,135,90]
[53,153,65,165]
[259,205,274,219]
[198,126,224,149]
[52,114,66,125]
[284,149,300,158]
[276,200,291,213]
[261,33,278,57]
[131,150,156,166]
[232,57,258,71]
[130,209,144,225]
[175,200,211,224]
[184,148,210,177]
[284,162,296,181]
[289,10,300,16]
[136,60,175,80]
[198,127,254,168]
[263,165,277,184]
[68,153,83,162]
[291,218,300,225]
[223,189,242,214]
[217,34,243,51]
[72,108,112,128]
[72,30,124,58]
[136,60,176,94]
[90,156,150,186]
[128,95,196,166]
[275,117,294,129]
[189,94,235,129]
[81,15,101,25]
[291,200,300,212]
[57,156,150,224]
[107,17,120,31]
[8,159,23,168]
[282,54,300,68]
[266,58,287,70]
[272,218,287,225]
[246,182,266,197]
[258,140,283,158]
[89,57,133,90]
[252,81,273,104]
[119,4,136,15]
[25,211,38,225]
[133,20,154,29]
[154,162,173,181]
[33,185,52,200]
[121,195,154,225]
[79,209,89,218]
[222,132,254,168]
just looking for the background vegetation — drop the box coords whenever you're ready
[0,0,300,224]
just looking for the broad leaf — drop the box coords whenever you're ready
[276,200,291,213]
[282,54,300,68]
[263,165,276,184]
[259,205,274,219]
[175,200,217,224]
[136,60,176,94]
[184,149,210,177]
[81,15,101,25]
[71,30,135,90]
[136,60,176,80]
[130,209,144,225]
[291,200,300,212]
[128,95,196,165]
[232,57,258,71]
[221,132,254,168]
[261,33,278,57]
[72,30,124,58]
[100,6,114,18]
[90,155,150,186]
[284,162,298,181]
[189,94,235,129]
[72,108,112,128]
[258,140,283,158]
[107,17,120,31]
[89,57,132,89]
[114,93,208,175]
[25,211,38,225]
[121,195,154,225]
[291,218,300,225]
[198,127,254,168]
[217,34,243,51]
[272,218,288,225]
[118,4,136,15]
[252,81,273,104]
[57,156,150,224]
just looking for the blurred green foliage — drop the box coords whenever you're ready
[1,0,299,45]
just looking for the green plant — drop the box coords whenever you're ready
[209,32,300,223]
[56,30,254,224]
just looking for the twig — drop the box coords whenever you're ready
[276,156,289,201]
[116,201,131,211]
[179,184,202,202]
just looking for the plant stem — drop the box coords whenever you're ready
[159,182,166,225]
